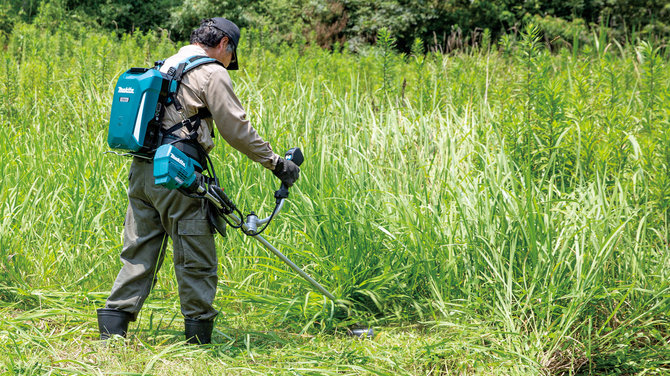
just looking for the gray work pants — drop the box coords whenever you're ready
[105,158,218,321]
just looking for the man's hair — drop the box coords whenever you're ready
[190,19,226,47]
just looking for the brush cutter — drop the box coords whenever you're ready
[153,145,374,338]
[153,145,336,301]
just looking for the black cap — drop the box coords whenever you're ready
[210,17,240,70]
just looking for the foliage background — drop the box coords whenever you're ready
[0,1,668,375]
[1,0,669,51]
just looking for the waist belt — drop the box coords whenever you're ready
[161,136,207,172]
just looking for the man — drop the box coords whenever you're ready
[97,17,300,344]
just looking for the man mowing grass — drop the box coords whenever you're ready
[97,17,300,344]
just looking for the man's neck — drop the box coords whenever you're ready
[191,43,211,57]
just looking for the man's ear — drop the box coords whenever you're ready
[219,36,228,50]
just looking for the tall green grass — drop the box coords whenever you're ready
[0,22,667,374]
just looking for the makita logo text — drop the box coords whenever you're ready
[118,87,135,94]
[170,153,186,168]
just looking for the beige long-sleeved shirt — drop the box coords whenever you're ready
[159,45,279,169]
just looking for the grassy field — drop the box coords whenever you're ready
[0,23,668,375]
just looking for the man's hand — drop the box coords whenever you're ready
[272,158,300,187]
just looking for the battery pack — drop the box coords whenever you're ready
[107,68,164,152]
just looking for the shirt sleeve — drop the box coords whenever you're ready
[201,67,279,170]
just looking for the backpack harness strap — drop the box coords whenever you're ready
[162,108,212,140]
[165,55,217,113]
[153,55,221,169]
[161,56,221,141]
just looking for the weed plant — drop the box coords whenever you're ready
[0,22,668,374]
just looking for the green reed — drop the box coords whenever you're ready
[0,22,667,374]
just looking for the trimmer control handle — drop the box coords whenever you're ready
[275,147,303,201]
[285,147,304,166]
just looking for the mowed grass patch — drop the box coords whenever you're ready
[0,304,539,375]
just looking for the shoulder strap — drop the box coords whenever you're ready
[166,55,223,113]
[181,56,222,76]
[172,55,222,82]
[159,55,222,145]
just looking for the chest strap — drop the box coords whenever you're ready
[162,108,212,139]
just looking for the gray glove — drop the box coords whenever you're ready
[272,157,300,187]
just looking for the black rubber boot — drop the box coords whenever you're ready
[184,318,214,344]
[97,308,133,340]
